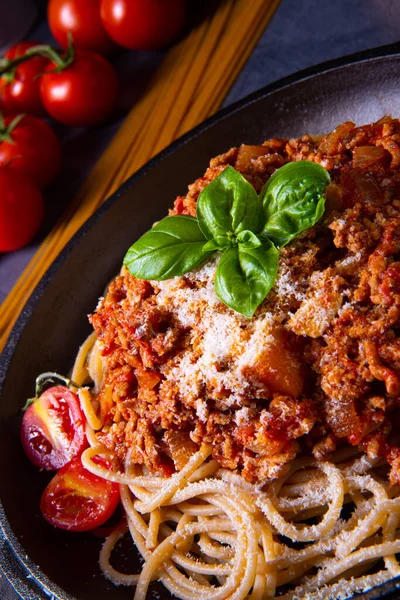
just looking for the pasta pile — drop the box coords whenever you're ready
[72,333,400,600]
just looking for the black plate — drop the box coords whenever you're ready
[2,42,400,600]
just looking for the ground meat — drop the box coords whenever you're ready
[90,117,400,485]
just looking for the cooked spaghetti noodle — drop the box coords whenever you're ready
[68,331,400,600]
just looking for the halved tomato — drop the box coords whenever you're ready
[21,386,87,470]
[40,457,120,531]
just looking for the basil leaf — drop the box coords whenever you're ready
[197,165,264,240]
[236,229,262,249]
[203,235,230,252]
[214,239,279,317]
[123,215,210,280]
[261,161,330,247]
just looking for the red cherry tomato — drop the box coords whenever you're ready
[0,115,61,189]
[0,167,44,252]
[39,50,118,127]
[48,0,115,55]
[100,0,186,50]
[21,386,87,470]
[0,42,49,117]
[40,457,120,531]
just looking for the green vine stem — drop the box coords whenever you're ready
[0,34,75,77]
[0,112,25,143]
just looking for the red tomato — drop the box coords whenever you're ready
[21,386,87,470]
[39,50,118,127]
[0,168,44,252]
[48,0,115,55]
[40,457,120,531]
[100,0,186,50]
[0,115,61,189]
[0,42,49,117]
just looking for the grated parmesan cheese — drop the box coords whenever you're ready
[152,257,278,408]
[234,407,253,426]
[274,264,307,302]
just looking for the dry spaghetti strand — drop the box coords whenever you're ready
[0,0,281,351]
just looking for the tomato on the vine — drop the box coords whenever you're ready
[0,115,61,189]
[40,50,118,127]
[21,386,87,471]
[100,0,186,50]
[40,457,119,531]
[0,167,44,252]
[0,42,49,117]
[48,0,115,55]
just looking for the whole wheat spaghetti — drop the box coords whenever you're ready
[60,324,400,600]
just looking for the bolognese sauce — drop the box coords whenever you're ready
[90,117,400,485]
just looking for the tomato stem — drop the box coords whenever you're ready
[22,396,37,412]
[0,37,75,76]
[0,112,25,144]
[35,371,84,397]
[0,71,15,84]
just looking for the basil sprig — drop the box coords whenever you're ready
[123,161,330,317]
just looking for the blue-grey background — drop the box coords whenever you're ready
[1,0,400,597]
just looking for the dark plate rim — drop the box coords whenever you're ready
[2,40,400,600]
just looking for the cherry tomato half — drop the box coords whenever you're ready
[21,386,87,470]
[48,0,115,55]
[0,167,44,252]
[0,42,49,117]
[39,50,118,127]
[0,115,61,189]
[40,457,120,531]
[100,0,186,50]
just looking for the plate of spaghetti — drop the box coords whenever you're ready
[2,44,400,600]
